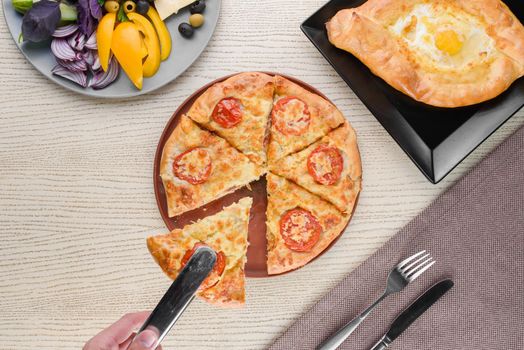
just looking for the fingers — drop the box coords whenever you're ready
[104,311,151,344]
[83,312,151,350]
[127,329,159,350]
[119,334,135,350]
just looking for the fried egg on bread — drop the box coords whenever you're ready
[327,0,524,107]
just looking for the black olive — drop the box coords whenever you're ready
[178,22,194,38]
[190,0,205,14]
[135,0,150,14]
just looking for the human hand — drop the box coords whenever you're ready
[83,311,163,350]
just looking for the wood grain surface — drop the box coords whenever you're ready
[0,1,522,349]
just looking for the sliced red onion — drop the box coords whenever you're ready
[83,49,95,66]
[52,24,79,38]
[51,38,77,61]
[57,58,87,72]
[67,32,86,51]
[52,64,88,87]
[85,32,97,50]
[90,57,119,89]
[91,54,101,71]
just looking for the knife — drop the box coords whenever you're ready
[370,279,454,350]
[128,245,217,349]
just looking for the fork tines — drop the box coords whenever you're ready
[397,250,435,281]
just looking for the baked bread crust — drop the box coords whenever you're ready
[266,174,350,275]
[187,72,275,165]
[267,75,345,163]
[160,116,264,217]
[147,198,252,307]
[326,0,524,107]
[269,121,361,213]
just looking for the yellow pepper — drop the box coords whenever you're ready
[147,7,171,61]
[96,13,116,72]
[111,22,143,90]
[127,12,161,78]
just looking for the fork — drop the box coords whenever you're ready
[317,250,435,350]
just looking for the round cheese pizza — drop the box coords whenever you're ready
[150,73,362,306]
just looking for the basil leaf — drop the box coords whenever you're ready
[21,0,61,42]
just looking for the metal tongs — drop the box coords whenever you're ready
[128,246,217,349]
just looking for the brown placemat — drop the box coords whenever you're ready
[270,125,524,350]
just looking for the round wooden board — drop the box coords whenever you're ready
[153,72,358,277]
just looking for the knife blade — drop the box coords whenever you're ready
[370,279,453,350]
[129,245,217,349]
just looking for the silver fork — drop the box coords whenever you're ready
[317,250,435,350]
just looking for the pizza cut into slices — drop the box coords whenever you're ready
[186,72,275,165]
[147,197,252,307]
[267,75,345,164]
[266,173,350,275]
[160,115,264,217]
[269,121,361,213]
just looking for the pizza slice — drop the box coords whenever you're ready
[186,72,275,165]
[160,115,264,217]
[269,121,362,213]
[267,75,345,164]
[266,173,350,275]
[147,197,252,307]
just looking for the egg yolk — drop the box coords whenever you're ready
[435,30,463,55]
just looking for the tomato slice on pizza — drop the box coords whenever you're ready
[187,72,275,166]
[307,144,344,186]
[211,97,243,128]
[147,197,252,307]
[279,208,322,252]
[269,121,362,213]
[271,96,311,136]
[172,147,213,185]
[267,75,345,164]
[266,174,350,275]
[160,116,264,217]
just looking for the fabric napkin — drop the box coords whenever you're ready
[270,125,524,350]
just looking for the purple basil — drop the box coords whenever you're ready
[22,0,61,42]
[77,0,95,35]
[89,0,102,20]
[77,0,102,35]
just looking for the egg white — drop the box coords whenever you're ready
[389,3,495,70]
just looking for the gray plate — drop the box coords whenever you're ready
[2,0,221,98]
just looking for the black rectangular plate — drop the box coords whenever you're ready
[301,0,524,183]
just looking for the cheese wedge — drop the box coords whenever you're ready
[154,0,196,20]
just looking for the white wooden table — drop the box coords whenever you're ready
[0,1,522,349]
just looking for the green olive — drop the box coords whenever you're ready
[123,0,136,13]
[104,0,119,13]
[189,13,204,28]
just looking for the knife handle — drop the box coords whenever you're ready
[130,246,217,349]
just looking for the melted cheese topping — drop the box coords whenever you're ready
[309,150,334,178]
[175,148,211,179]
[283,211,314,242]
[389,3,495,70]
[274,98,310,134]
